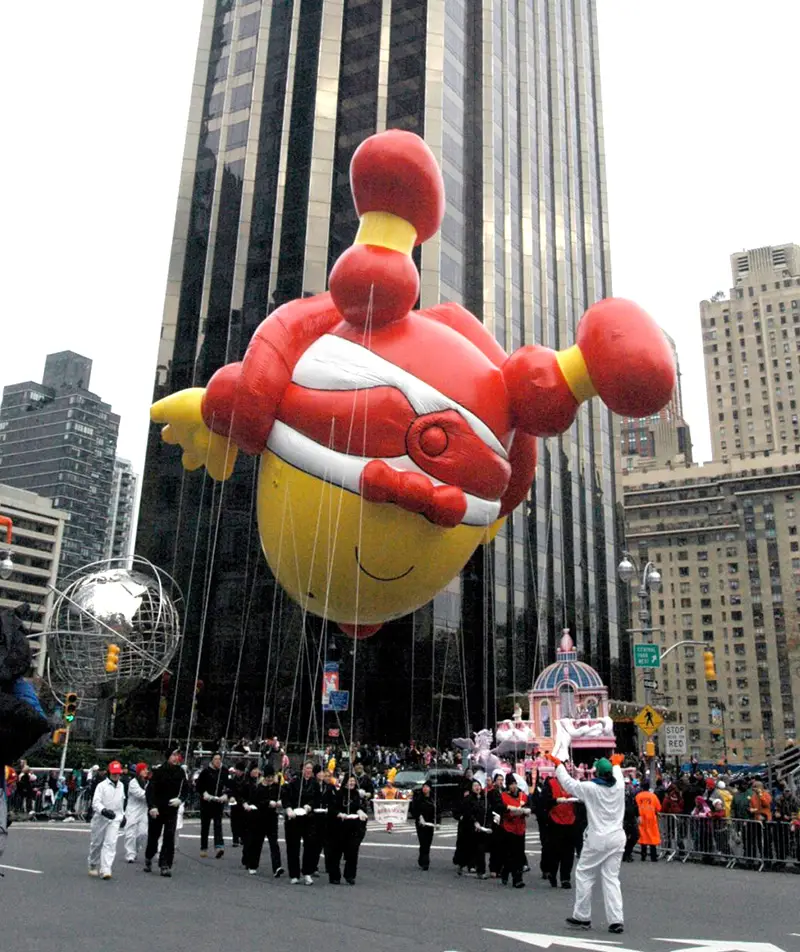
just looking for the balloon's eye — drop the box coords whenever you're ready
[419,424,447,456]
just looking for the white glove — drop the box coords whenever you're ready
[479,825,492,834]
[286,808,295,819]
[220,794,229,803]
[474,821,481,831]
[228,798,237,807]
[304,804,312,814]
[245,804,258,812]
[522,808,531,816]
[269,801,278,809]
[313,808,327,813]
[492,812,501,825]
[202,791,212,801]
[358,788,366,797]
[338,812,347,820]
[168,798,182,808]
[357,810,368,821]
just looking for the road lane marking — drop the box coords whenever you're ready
[0,862,44,874]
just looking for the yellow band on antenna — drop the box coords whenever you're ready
[355,212,416,255]
[556,344,597,404]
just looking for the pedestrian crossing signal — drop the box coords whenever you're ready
[105,643,121,673]
[64,691,78,723]
[53,728,67,745]
[703,650,716,681]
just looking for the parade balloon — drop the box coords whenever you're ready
[152,129,675,638]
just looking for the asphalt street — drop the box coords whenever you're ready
[3,818,798,952]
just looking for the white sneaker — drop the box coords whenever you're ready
[303,874,313,885]
[290,877,300,884]
[88,868,99,877]
[248,869,257,875]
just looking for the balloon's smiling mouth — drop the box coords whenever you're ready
[354,547,415,583]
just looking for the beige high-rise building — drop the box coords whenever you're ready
[622,451,800,763]
[701,244,800,462]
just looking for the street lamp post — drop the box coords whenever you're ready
[618,551,662,704]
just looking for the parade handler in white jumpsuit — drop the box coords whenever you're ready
[88,760,125,879]
[545,751,626,934]
[124,763,150,863]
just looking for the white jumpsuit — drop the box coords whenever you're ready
[88,778,124,876]
[124,777,149,861]
[556,763,626,926]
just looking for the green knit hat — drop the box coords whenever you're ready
[594,757,613,776]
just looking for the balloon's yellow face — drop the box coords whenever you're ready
[256,452,495,626]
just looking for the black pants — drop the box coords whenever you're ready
[328,828,361,882]
[242,819,282,872]
[548,822,575,883]
[623,827,638,860]
[501,830,525,885]
[284,816,314,878]
[416,823,433,869]
[200,803,224,851]
[230,805,245,846]
[307,815,328,873]
[640,843,658,861]
[537,818,551,873]
[145,808,179,869]
[489,826,504,874]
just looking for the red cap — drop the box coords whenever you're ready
[108,761,123,775]
[135,762,148,774]
[350,130,445,245]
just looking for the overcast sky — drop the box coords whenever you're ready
[3,1,799,474]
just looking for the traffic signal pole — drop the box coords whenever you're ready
[58,725,70,782]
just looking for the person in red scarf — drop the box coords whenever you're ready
[541,769,576,888]
[500,775,531,888]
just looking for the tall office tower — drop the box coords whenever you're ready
[623,455,800,761]
[619,332,693,472]
[701,244,800,462]
[0,352,119,583]
[0,483,68,672]
[137,0,627,744]
[105,458,138,562]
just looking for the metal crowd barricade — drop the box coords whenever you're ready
[658,813,800,872]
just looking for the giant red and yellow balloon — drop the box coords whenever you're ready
[152,130,675,637]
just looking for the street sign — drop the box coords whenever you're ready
[643,678,659,690]
[633,644,661,668]
[327,689,349,712]
[634,704,664,735]
[327,728,340,738]
[664,723,687,755]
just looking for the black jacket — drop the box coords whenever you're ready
[146,762,186,809]
[409,790,435,825]
[487,787,506,825]
[225,772,248,806]
[280,775,320,813]
[353,772,375,799]
[196,766,226,801]
[242,779,282,826]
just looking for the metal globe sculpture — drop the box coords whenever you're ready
[46,556,182,692]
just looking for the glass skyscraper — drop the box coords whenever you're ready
[136,0,628,746]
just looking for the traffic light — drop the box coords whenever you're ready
[703,650,716,680]
[645,740,656,758]
[53,728,67,745]
[105,643,121,673]
[64,691,78,723]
